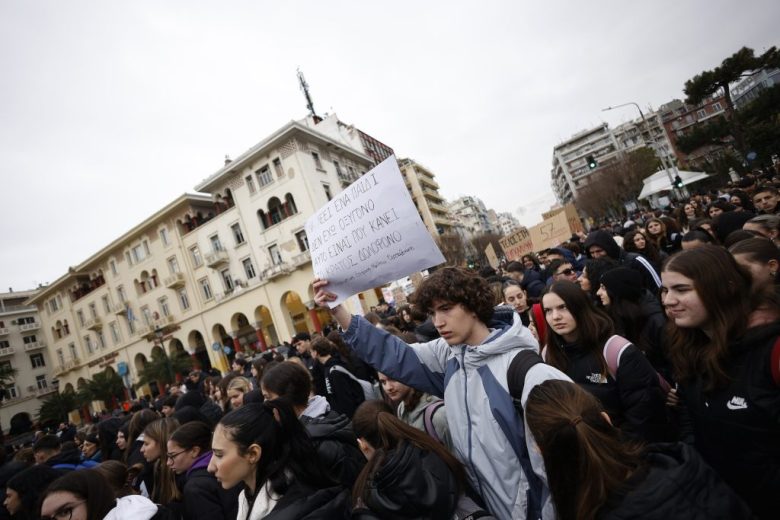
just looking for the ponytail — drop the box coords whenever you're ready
[525,380,644,520]
[352,400,465,508]
[217,399,333,498]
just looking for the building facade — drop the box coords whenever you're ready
[28,120,382,413]
[732,68,780,109]
[551,113,675,204]
[0,289,56,435]
[397,158,453,236]
[448,196,493,236]
[496,212,521,236]
[658,96,727,168]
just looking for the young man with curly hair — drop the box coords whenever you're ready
[314,267,569,520]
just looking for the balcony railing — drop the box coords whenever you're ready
[65,358,81,370]
[19,322,40,332]
[84,316,103,331]
[263,262,292,281]
[24,341,46,352]
[0,327,8,336]
[205,250,229,268]
[36,385,57,397]
[112,301,129,315]
[291,251,311,267]
[52,364,67,377]
[0,347,16,357]
[164,272,186,289]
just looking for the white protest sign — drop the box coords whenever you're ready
[305,155,445,307]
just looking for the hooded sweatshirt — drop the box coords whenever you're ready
[343,312,571,520]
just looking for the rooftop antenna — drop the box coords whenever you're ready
[297,68,318,119]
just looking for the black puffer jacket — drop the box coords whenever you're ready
[584,230,660,291]
[301,410,365,488]
[181,465,241,520]
[636,291,673,383]
[264,481,350,520]
[559,341,669,442]
[352,442,458,520]
[678,322,780,519]
[597,443,752,519]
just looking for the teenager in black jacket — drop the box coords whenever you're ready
[311,337,365,418]
[167,421,240,520]
[350,400,488,520]
[261,361,365,488]
[662,245,780,519]
[541,281,669,442]
[522,377,751,520]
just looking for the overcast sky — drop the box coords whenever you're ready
[1,1,778,291]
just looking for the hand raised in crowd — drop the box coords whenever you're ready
[313,278,352,329]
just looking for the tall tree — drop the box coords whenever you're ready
[77,369,125,410]
[684,46,779,158]
[435,232,468,267]
[38,389,79,425]
[0,363,19,401]
[136,350,192,391]
[575,147,661,221]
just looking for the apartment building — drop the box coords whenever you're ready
[496,212,521,236]
[28,120,380,409]
[448,196,494,236]
[397,158,453,236]
[551,112,676,204]
[658,96,728,168]
[0,289,56,435]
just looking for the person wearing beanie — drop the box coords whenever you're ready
[713,210,756,244]
[597,268,671,383]
[4,465,63,520]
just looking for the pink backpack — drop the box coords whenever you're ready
[603,335,672,393]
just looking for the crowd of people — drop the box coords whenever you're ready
[0,173,778,520]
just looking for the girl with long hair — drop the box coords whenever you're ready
[351,400,484,520]
[523,379,751,520]
[596,268,672,386]
[661,245,780,518]
[541,281,668,441]
[622,229,666,273]
[376,372,452,449]
[261,361,365,488]
[645,218,681,255]
[140,418,181,507]
[226,377,251,410]
[3,465,61,520]
[207,400,347,519]
[729,237,780,290]
[167,421,240,520]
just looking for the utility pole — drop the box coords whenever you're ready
[603,102,681,201]
[297,68,317,118]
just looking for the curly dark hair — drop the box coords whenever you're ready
[411,267,495,325]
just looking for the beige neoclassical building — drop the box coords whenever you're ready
[28,120,383,408]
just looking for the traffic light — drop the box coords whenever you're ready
[586,155,597,169]
[674,175,684,189]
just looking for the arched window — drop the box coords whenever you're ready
[257,209,269,230]
[284,193,297,216]
[268,197,283,225]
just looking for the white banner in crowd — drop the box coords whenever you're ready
[305,155,445,307]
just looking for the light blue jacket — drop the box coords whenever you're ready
[342,313,569,520]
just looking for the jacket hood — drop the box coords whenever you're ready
[549,247,577,265]
[584,230,621,259]
[452,311,539,363]
[301,410,355,444]
[366,442,457,518]
[103,495,158,520]
[399,393,441,426]
[301,394,331,418]
[187,451,212,478]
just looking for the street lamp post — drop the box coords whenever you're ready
[603,102,681,201]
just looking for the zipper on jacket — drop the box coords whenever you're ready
[461,349,484,499]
